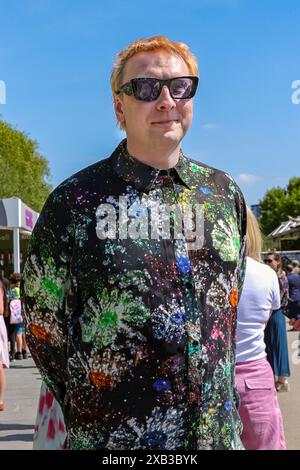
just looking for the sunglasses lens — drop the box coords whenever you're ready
[170,77,195,98]
[134,79,161,101]
[131,77,197,101]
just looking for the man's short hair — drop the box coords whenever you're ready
[291,259,300,267]
[111,35,199,130]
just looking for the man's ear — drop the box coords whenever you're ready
[114,95,126,127]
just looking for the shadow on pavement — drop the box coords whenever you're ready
[0,424,35,431]
[9,365,37,370]
[0,434,34,442]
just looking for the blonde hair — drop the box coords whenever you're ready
[111,35,199,130]
[246,206,262,262]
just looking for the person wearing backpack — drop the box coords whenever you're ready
[0,273,9,411]
[7,273,28,360]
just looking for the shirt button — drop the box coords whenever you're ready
[157,172,172,185]
[160,176,173,187]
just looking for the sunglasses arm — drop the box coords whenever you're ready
[116,82,134,96]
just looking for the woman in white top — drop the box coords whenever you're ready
[235,207,286,450]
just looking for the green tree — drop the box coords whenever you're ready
[259,177,300,236]
[0,118,52,212]
[285,177,300,217]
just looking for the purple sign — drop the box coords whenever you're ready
[25,209,33,228]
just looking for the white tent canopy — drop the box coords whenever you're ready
[267,216,300,240]
[0,198,39,272]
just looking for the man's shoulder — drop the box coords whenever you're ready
[55,157,112,193]
[40,156,113,215]
[186,156,227,177]
[184,155,242,194]
[289,272,300,281]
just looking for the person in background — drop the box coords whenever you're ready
[0,273,9,411]
[285,265,295,330]
[287,261,300,332]
[285,264,293,275]
[235,208,286,450]
[8,273,28,360]
[2,276,11,336]
[264,253,291,391]
[285,262,300,329]
[291,260,300,275]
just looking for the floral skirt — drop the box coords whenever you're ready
[33,382,67,450]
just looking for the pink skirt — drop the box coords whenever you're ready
[236,357,286,450]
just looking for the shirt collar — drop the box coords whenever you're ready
[110,139,192,192]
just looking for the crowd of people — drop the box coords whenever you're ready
[0,272,29,411]
[235,209,300,450]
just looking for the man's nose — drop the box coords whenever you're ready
[155,85,175,110]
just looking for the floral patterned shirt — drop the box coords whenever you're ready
[22,139,246,450]
[278,272,289,308]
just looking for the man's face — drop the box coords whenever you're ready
[265,255,279,272]
[114,50,195,152]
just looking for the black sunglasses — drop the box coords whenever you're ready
[116,76,199,102]
[264,259,273,263]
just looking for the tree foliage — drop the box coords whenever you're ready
[0,118,52,212]
[259,177,300,236]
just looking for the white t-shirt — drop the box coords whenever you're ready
[236,256,281,363]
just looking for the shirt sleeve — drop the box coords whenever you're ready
[231,184,247,415]
[235,188,247,302]
[22,187,76,407]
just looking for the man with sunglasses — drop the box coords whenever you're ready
[22,36,247,450]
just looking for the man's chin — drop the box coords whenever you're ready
[150,128,184,145]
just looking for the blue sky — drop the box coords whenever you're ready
[0,0,299,205]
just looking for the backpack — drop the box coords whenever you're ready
[9,299,23,324]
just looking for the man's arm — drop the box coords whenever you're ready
[22,187,75,407]
[231,185,247,419]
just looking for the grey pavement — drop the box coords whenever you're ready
[277,325,300,450]
[0,355,41,450]
[0,324,299,450]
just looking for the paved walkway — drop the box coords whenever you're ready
[0,356,41,450]
[277,327,300,450]
[0,324,299,450]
